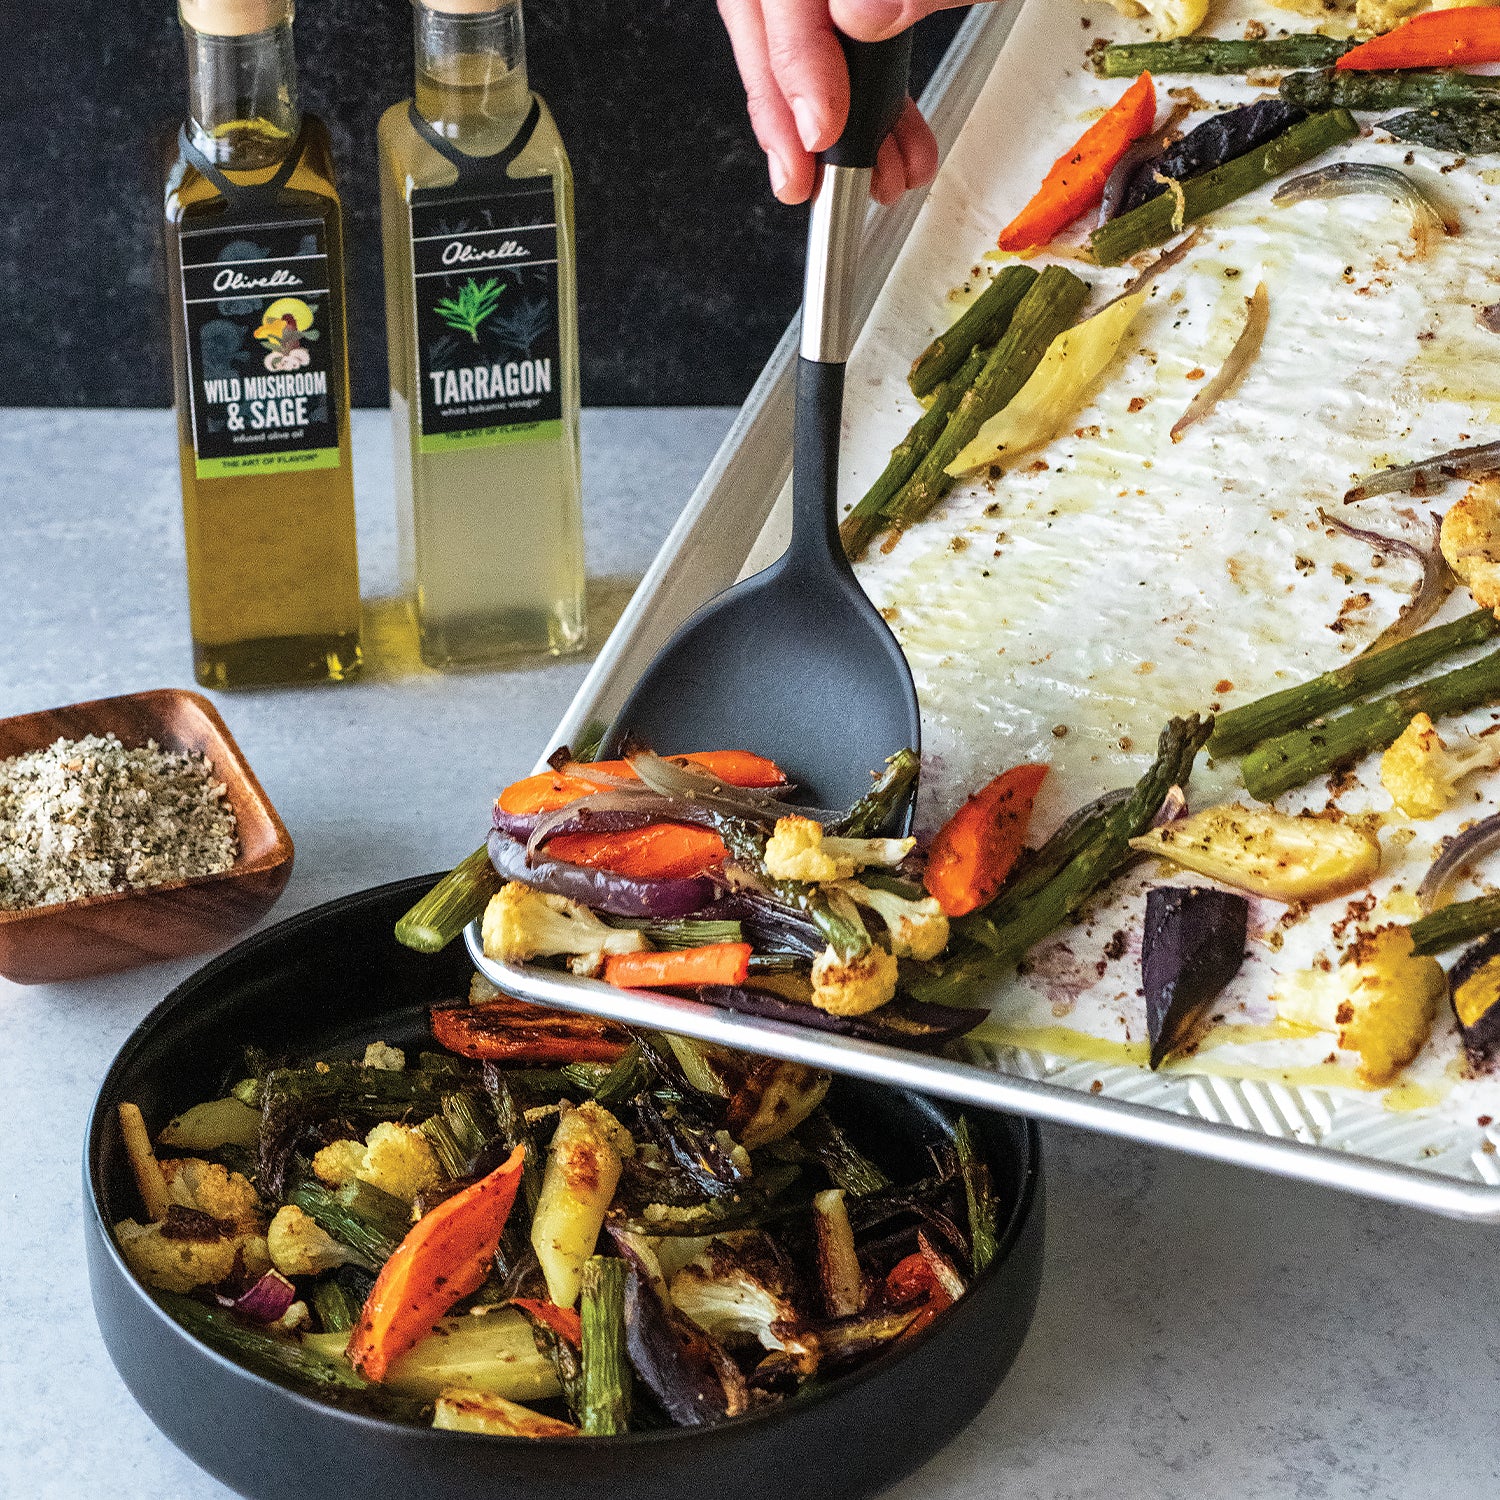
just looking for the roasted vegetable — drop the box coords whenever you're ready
[1275,164,1456,257]
[1339,7,1500,71]
[432,996,631,1066]
[578,1255,632,1434]
[1381,103,1500,154]
[347,1146,526,1382]
[622,1259,737,1425]
[1448,931,1500,1065]
[1170,283,1268,442]
[1282,66,1500,112]
[156,1095,263,1153]
[531,1102,633,1308]
[1242,645,1500,802]
[1275,925,1444,1085]
[396,845,505,954]
[1380,711,1500,817]
[1097,34,1353,76]
[1089,0,1208,42]
[1409,892,1500,955]
[836,878,949,961]
[762,816,914,884]
[1120,99,1306,217]
[358,1308,561,1401]
[1209,609,1500,757]
[952,1117,997,1273]
[1130,804,1380,904]
[1141,886,1249,1068]
[482,882,650,970]
[812,1189,866,1318]
[810,942,900,1016]
[1441,477,1500,615]
[433,1391,579,1437]
[118,1102,171,1222]
[1090,110,1359,266]
[116,1210,269,1294]
[604,942,753,991]
[908,264,1039,398]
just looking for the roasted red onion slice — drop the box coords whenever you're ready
[1344,441,1500,504]
[217,1269,297,1324]
[1151,784,1189,829]
[521,790,683,861]
[1170,282,1268,443]
[628,750,824,822]
[488,830,715,919]
[1274,163,1457,259]
[1316,506,1454,657]
[696,985,987,1048]
[1418,812,1500,914]
[1097,104,1192,225]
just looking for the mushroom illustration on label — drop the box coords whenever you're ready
[253,297,320,371]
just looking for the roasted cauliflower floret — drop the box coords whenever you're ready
[1356,0,1425,32]
[482,881,649,966]
[1441,477,1500,615]
[362,1040,406,1071]
[1091,0,1209,39]
[810,943,900,1015]
[114,1212,269,1294]
[267,1203,364,1277]
[359,1122,442,1202]
[1275,925,1444,1085]
[763,816,915,884]
[311,1138,368,1188]
[1380,712,1500,818]
[160,1157,262,1228]
[835,880,950,961]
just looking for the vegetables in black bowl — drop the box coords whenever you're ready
[86,876,1043,1500]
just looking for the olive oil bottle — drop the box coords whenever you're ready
[164,0,362,687]
[379,0,585,668]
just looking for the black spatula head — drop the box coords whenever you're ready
[605,33,920,815]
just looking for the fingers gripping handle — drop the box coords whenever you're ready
[824,30,913,170]
[799,29,912,363]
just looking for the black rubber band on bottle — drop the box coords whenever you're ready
[405,95,542,188]
[177,120,311,214]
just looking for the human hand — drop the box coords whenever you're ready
[717,0,977,205]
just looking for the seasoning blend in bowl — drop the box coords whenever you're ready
[0,690,292,984]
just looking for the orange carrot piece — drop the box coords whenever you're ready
[431,999,630,1065]
[347,1147,526,1383]
[998,73,1157,252]
[1336,8,1500,69]
[509,1298,583,1347]
[603,942,752,990]
[884,1251,956,1339]
[546,823,729,880]
[923,764,1048,918]
[498,751,788,817]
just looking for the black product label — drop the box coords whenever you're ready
[178,217,341,479]
[409,182,561,453]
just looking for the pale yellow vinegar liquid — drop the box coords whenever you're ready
[165,119,362,688]
[379,63,585,668]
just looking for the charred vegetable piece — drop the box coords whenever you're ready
[1097,34,1352,77]
[1448,931,1500,1065]
[347,1146,526,1382]
[813,1189,867,1317]
[396,845,504,954]
[908,264,1039,399]
[622,1261,732,1426]
[1141,886,1249,1068]
[831,747,923,838]
[1241,645,1500,802]
[579,1256,632,1434]
[1380,103,1500,155]
[431,997,632,1066]
[433,1391,579,1438]
[815,1306,921,1368]
[668,1232,815,1372]
[1409,892,1500,956]
[1130,804,1379,904]
[924,764,1048,917]
[1282,67,1500,112]
[952,1116,997,1272]
[310,1267,372,1335]
[722,1058,831,1150]
[1121,99,1306,216]
[1091,109,1358,266]
[505,1299,583,1417]
[695,983,988,1047]
[798,1108,892,1198]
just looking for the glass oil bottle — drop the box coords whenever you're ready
[164,0,362,687]
[379,0,585,668]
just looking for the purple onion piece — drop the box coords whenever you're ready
[1418,812,1500,914]
[622,1262,731,1426]
[1344,440,1500,504]
[1098,103,1191,226]
[696,985,986,1049]
[524,790,684,860]
[218,1269,297,1324]
[488,830,714,919]
[1151,785,1189,829]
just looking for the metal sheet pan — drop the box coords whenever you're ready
[520,2,1500,1222]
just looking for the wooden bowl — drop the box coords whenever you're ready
[0,689,293,984]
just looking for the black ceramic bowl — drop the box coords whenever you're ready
[86,877,1044,1500]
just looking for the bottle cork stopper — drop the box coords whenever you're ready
[179,0,291,35]
[419,0,508,12]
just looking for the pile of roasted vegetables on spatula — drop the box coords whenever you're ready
[113,1010,1001,1435]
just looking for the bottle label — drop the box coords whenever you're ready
[408,181,562,453]
[178,216,342,480]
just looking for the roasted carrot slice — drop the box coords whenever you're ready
[923,764,1048,917]
[431,998,631,1064]
[603,943,752,990]
[884,1250,956,1339]
[498,750,787,817]
[347,1146,526,1382]
[1337,8,1500,70]
[508,1297,583,1347]
[998,73,1156,252]
[545,823,729,880]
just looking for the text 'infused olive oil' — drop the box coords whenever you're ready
[165,0,362,688]
[380,0,586,668]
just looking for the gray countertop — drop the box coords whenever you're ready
[3,408,1496,1500]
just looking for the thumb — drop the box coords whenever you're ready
[829,0,973,43]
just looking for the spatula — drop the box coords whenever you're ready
[602,30,921,816]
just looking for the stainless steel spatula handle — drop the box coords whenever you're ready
[800,31,913,365]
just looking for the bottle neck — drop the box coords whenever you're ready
[184,18,300,171]
[414,3,531,155]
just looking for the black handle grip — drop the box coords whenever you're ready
[822,30,912,170]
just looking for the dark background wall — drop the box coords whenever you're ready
[1,1,964,409]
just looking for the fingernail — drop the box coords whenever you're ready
[845,0,903,36]
[790,97,822,152]
[768,153,790,198]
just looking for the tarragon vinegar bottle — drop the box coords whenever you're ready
[379,0,586,667]
[164,0,362,688]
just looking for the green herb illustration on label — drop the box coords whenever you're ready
[434,277,506,343]
[252,296,322,372]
